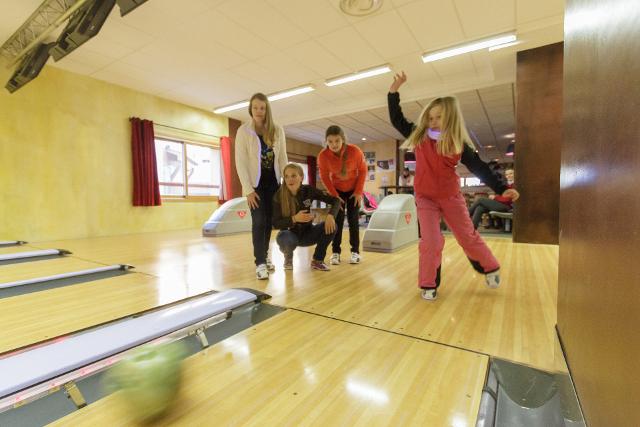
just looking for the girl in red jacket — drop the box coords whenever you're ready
[388,72,520,301]
[317,125,367,265]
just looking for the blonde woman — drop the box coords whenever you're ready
[272,163,340,271]
[388,72,520,301]
[235,93,288,280]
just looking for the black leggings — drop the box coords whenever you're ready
[276,223,335,261]
[250,183,278,265]
[332,190,361,254]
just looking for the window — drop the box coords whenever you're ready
[154,138,220,199]
[464,177,483,187]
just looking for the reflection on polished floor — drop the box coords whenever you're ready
[1,229,567,425]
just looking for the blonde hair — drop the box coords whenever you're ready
[276,163,305,217]
[325,125,349,177]
[402,96,472,156]
[248,93,276,147]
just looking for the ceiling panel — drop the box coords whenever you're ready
[353,10,421,58]
[218,0,309,49]
[397,0,465,51]
[267,0,350,37]
[316,26,385,71]
[454,0,516,38]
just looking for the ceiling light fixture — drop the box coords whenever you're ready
[339,0,383,17]
[488,40,521,51]
[422,33,516,63]
[325,64,391,87]
[214,85,315,114]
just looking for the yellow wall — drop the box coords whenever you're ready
[0,61,228,242]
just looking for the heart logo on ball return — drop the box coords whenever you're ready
[404,213,411,224]
[237,210,247,219]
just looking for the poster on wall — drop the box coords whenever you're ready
[367,164,376,181]
[364,151,376,181]
[376,159,396,173]
[364,151,376,166]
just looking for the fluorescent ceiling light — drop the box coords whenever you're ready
[268,85,315,101]
[213,101,250,114]
[422,33,516,63]
[325,65,391,87]
[213,85,314,114]
[488,40,521,51]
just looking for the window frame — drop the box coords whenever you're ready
[155,136,220,202]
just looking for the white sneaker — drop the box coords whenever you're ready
[265,252,275,272]
[485,270,500,288]
[256,264,269,280]
[349,252,361,264]
[330,253,341,265]
[266,260,275,272]
[421,288,437,301]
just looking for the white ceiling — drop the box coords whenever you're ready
[1,0,564,160]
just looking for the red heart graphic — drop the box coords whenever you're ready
[405,213,411,224]
[237,210,247,219]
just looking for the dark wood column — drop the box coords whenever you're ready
[514,42,563,244]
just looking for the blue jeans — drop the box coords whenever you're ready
[276,223,335,262]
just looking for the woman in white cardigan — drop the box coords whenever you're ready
[234,93,288,280]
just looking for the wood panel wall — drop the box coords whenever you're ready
[558,1,640,426]
[514,43,563,244]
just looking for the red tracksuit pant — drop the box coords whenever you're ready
[416,192,500,288]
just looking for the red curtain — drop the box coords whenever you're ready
[219,136,233,204]
[130,117,161,206]
[307,155,317,187]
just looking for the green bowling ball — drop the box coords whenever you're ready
[103,341,187,422]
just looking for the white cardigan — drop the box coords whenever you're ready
[234,121,288,196]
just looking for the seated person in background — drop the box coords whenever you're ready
[469,168,517,229]
[399,167,414,193]
[399,167,414,186]
[273,163,341,271]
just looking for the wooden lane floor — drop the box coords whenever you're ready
[34,230,258,291]
[0,257,106,285]
[52,310,488,427]
[36,230,561,372]
[0,272,192,354]
[267,236,561,373]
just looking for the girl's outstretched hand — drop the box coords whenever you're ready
[389,71,407,93]
[503,189,520,201]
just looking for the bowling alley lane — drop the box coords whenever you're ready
[52,309,488,426]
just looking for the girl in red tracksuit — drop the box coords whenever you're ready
[388,72,520,301]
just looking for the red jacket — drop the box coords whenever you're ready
[318,144,367,196]
[414,137,463,199]
[494,183,514,207]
